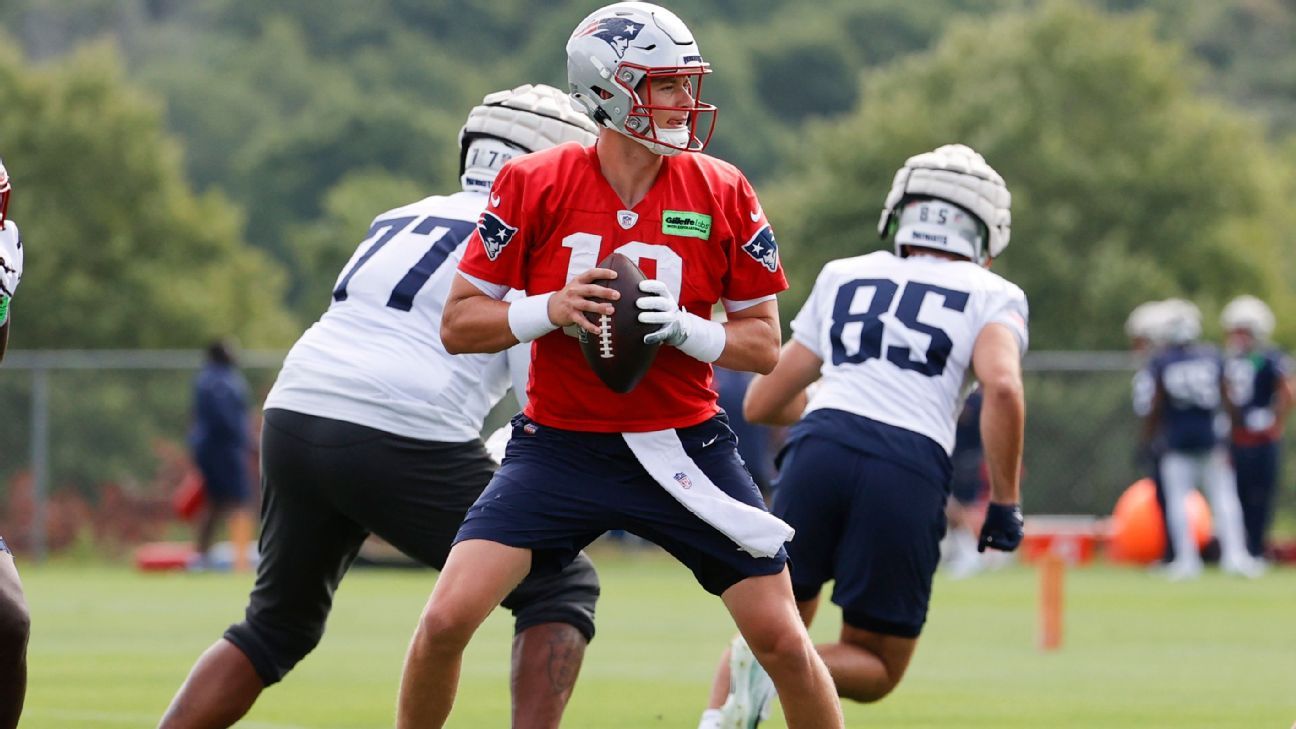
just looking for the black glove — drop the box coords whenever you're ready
[978,502,1024,553]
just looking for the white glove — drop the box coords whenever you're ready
[636,279,726,363]
[0,220,21,299]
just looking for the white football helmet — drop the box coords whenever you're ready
[1125,301,1163,343]
[566,2,716,156]
[458,83,599,192]
[1160,298,1202,345]
[1220,295,1275,340]
[878,144,1011,265]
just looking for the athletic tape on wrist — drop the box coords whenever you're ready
[507,292,558,343]
[676,312,726,363]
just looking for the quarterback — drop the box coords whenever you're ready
[396,3,843,728]
[702,144,1028,728]
[157,84,602,729]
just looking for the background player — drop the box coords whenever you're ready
[1220,295,1292,562]
[186,338,253,570]
[1126,299,1175,563]
[0,156,30,729]
[1143,299,1259,579]
[699,144,1027,728]
[157,84,602,729]
[396,4,843,728]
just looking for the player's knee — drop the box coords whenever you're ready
[746,623,815,677]
[412,605,480,654]
[225,613,327,686]
[839,678,898,704]
[506,553,600,643]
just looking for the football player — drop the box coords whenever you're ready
[1221,295,1292,561]
[1144,299,1260,579]
[699,144,1028,727]
[0,156,31,729]
[1126,299,1175,562]
[157,84,602,729]
[396,4,843,728]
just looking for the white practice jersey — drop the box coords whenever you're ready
[266,190,526,442]
[793,251,1029,454]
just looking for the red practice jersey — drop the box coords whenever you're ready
[459,142,787,432]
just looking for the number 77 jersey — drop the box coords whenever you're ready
[265,189,515,442]
[458,143,787,433]
[792,250,1029,454]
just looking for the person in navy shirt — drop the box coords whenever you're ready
[188,339,252,566]
[1144,300,1260,579]
[1221,296,1293,561]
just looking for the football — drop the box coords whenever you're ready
[578,252,661,393]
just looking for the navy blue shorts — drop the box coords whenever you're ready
[773,429,947,638]
[194,445,251,506]
[456,414,787,596]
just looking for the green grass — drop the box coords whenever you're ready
[18,547,1296,728]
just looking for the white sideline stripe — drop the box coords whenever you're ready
[27,708,318,728]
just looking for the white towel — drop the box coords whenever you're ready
[622,429,794,558]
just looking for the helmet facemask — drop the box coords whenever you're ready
[615,65,715,156]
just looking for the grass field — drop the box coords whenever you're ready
[18,546,1296,728]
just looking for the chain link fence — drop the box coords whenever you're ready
[0,350,1291,561]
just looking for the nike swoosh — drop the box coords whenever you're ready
[490,193,501,207]
[750,209,761,222]
[702,435,720,448]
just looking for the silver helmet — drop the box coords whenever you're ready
[566,2,716,156]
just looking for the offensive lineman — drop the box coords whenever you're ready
[0,157,31,729]
[701,144,1028,728]
[1221,295,1293,561]
[157,84,602,729]
[397,4,843,728]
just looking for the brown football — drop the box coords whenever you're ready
[578,252,662,393]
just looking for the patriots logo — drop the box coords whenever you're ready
[576,16,645,59]
[477,211,518,261]
[742,225,780,272]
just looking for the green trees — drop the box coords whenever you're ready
[768,2,1296,349]
[0,40,296,349]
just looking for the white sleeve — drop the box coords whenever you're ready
[790,269,830,357]
[981,285,1029,355]
[459,270,510,300]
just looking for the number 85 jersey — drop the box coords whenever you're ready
[793,250,1028,454]
[459,143,787,433]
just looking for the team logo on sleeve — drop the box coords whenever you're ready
[742,225,779,272]
[477,211,518,261]
[575,17,644,58]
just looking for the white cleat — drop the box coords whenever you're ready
[1221,555,1266,579]
[717,636,776,729]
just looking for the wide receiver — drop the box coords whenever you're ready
[701,144,1028,728]
[396,3,843,728]
[157,84,602,729]
[0,157,31,729]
